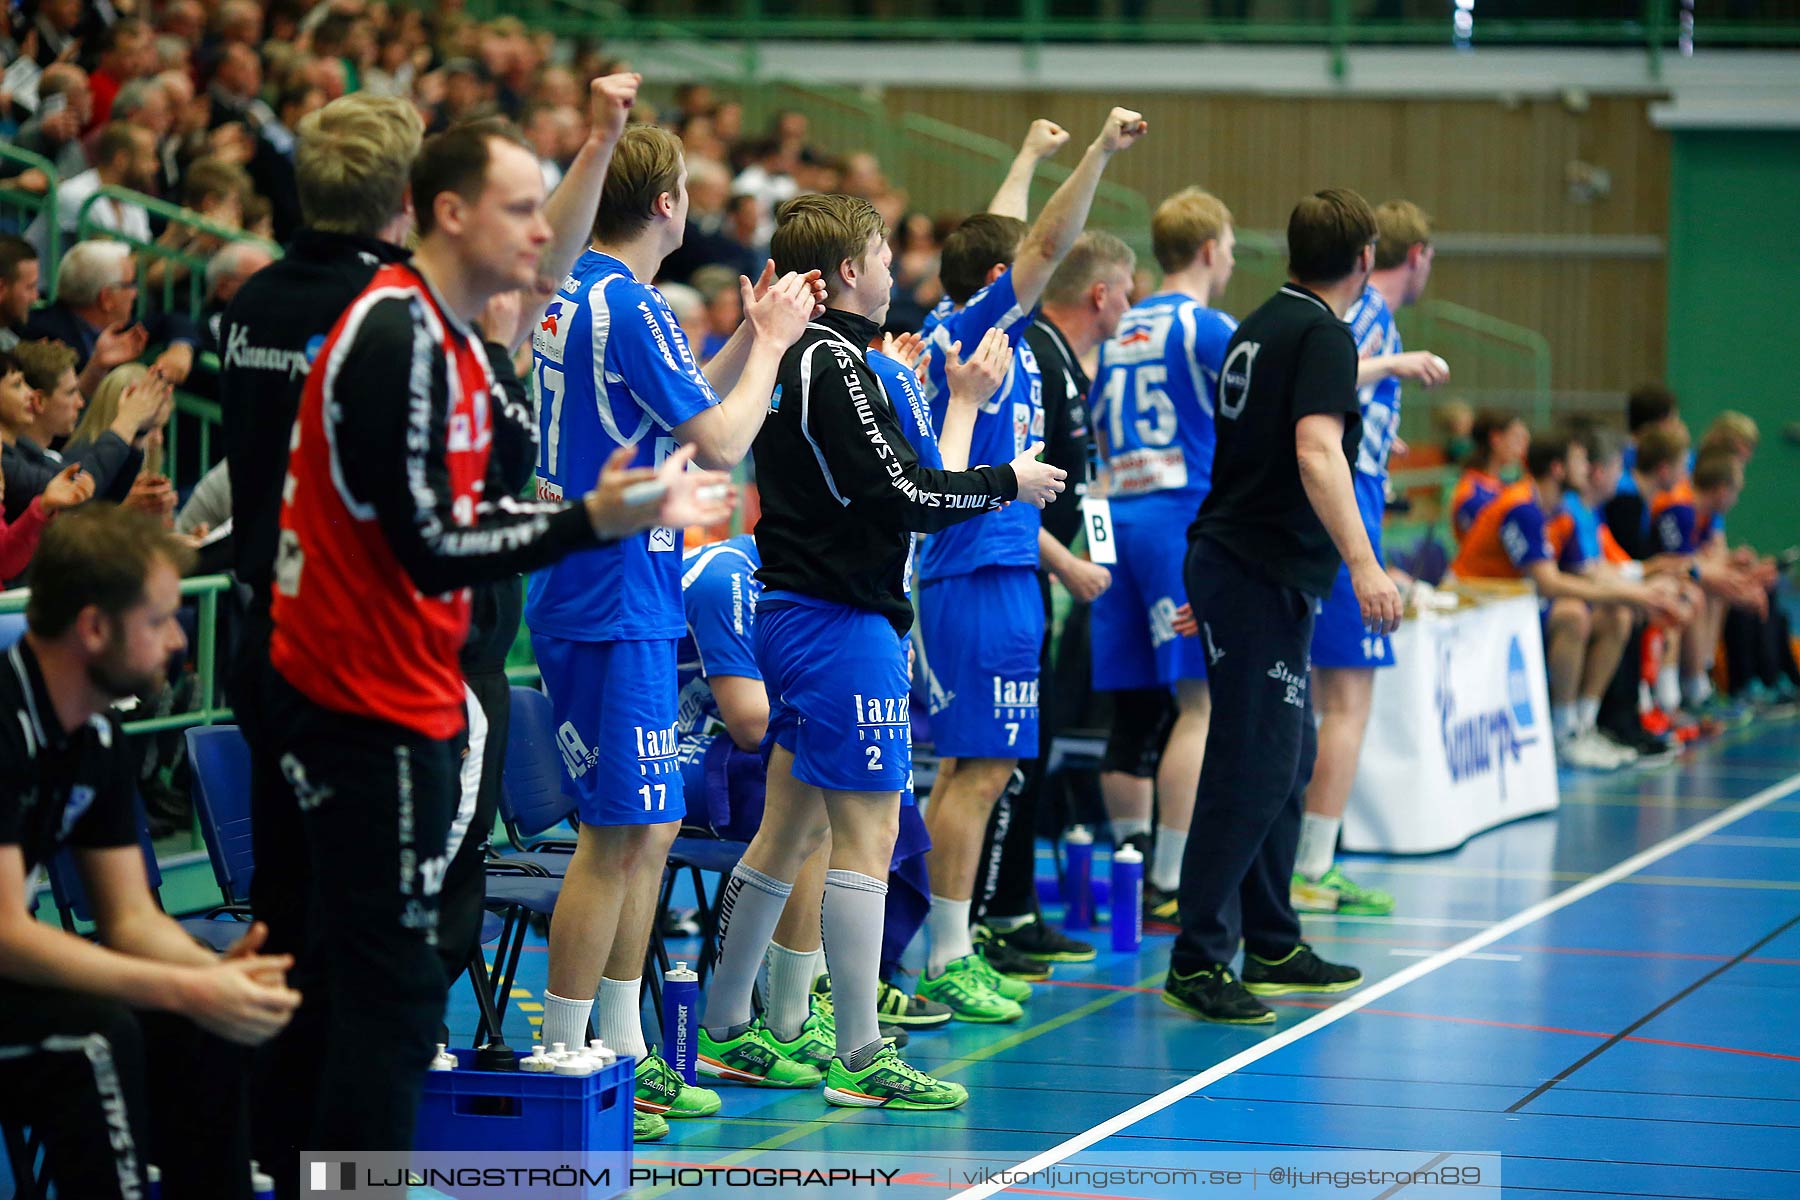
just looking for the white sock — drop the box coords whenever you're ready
[1295,813,1340,882]
[1656,665,1681,712]
[541,989,593,1054]
[1553,704,1578,740]
[1109,816,1151,845]
[597,975,647,1060]
[1682,673,1713,708]
[1576,697,1601,732]
[765,941,822,1042]
[926,895,974,974]
[703,863,793,1036]
[822,870,887,1066]
[1149,826,1187,893]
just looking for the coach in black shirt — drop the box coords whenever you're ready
[1164,189,1402,1025]
[0,506,299,1199]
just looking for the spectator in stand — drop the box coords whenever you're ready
[70,362,175,525]
[690,264,745,363]
[87,18,155,132]
[30,0,83,68]
[36,123,161,255]
[0,353,94,577]
[429,58,492,133]
[4,64,91,188]
[0,237,41,353]
[887,210,947,333]
[0,341,159,521]
[662,157,759,284]
[23,240,200,393]
[523,102,578,193]
[733,138,800,245]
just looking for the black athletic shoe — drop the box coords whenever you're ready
[1162,964,1275,1025]
[1240,943,1363,996]
[880,1023,909,1049]
[1143,883,1181,933]
[990,914,1097,964]
[971,932,1052,981]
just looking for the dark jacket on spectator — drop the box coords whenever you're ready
[1,431,141,522]
[21,302,200,373]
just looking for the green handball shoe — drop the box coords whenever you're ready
[697,1019,823,1088]
[1290,865,1395,916]
[916,955,1023,1023]
[823,1045,968,1110]
[633,1109,669,1141]
[764,1005,837,1074]
[634,1050,722,1118]
[972,948,1034,1002]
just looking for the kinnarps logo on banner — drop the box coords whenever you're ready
[1436,635,1538,799]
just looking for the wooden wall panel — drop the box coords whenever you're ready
[867,89,1671,393]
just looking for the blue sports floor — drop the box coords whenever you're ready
[461,721,1800,1198]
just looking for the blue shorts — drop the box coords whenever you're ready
[1309,523,1394,670]
[1089,495,1209,690]
[756,597,913,793]
[918,566,1044,759]
[532,634,684,826]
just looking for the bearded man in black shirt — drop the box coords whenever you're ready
[1163,189,1402,1025]
[0,505,300,1199]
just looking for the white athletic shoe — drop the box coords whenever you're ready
[1558,728,1630,770]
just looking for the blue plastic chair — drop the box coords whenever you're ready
[183,725,256,906]
[44,795,249,952]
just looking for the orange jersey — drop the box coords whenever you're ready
[1452,480,1563,580]
[1450,469,1503,542]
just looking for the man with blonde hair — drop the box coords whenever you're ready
[1086,186,1235,936]
[528,121,821,1136]
[1294,198,1451,915]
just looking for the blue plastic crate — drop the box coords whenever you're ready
[416,1049,633,1198]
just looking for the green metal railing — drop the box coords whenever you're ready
[76,187,281,323]
[465,0,1800,79]
[0,574,234,736]
[0,143,60,290]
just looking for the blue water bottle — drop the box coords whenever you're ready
[252,1160,276,1200]
[662,961,699,1085]
[1064,825,1094,931]
[1111,844,1144,953]
[146,1165,161,1200]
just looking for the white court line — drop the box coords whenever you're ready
[1388,949,1521,962]
[950,769,1800,1200]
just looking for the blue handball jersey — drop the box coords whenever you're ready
[675,535,763,738]
[1090,291,1235,506]
[916,270,1042,582]
[1344,285,1402,532]
[526,250,722,641]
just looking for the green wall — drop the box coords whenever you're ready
[1666,130,1800,553]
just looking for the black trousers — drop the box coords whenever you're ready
[1724,587,1799,693]
[972,571,1060,923]
[0,981,253,1199]
[438,667,511,988]
[255,672,459,1199]
[1172,540,1315,972]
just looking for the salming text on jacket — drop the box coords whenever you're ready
[751,307,1018,634]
